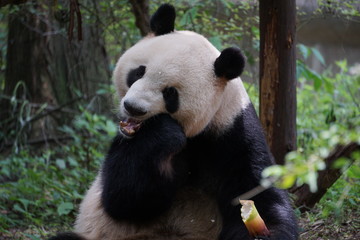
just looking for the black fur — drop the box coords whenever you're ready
[127,65,146,87]
[124,100,147,116]
[101,114,186,223]
[150,4,176,36]
[48,232,85,240]
[162,87,179,113]
[214,47,245,80]
[183,104,298,240]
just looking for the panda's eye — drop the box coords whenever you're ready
[127,65,146,87]
[162,87,179,114]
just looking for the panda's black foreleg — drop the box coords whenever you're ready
[251,188,299,240]
[217,183,254,240]
[213,105,298,240]
[101,114,186,223]
[217,182,298,240]
[218,187,298,240]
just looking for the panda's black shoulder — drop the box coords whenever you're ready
[186,103,273,178]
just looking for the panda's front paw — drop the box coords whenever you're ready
[135,113,186,150]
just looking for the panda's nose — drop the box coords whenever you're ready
[124,100,147,116]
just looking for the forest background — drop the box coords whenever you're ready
[0,0,359,239]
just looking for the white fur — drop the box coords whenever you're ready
[75,175,221,240]
[113,31,250,137]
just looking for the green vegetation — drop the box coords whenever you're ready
[0,109,117,239]
[0,1,359,239]
[262,48,360,193]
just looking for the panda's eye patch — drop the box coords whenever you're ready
[127,65,146,87]
[162,87,179,114]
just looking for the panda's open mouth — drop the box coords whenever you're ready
[119,118,142,137]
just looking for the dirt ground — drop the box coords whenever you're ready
[299,210,360,240]
[1,210,359,240]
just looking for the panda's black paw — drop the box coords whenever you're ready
[136,113,186,149]
[103,116,186,223]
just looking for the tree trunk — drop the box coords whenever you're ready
[259,0,297,165]
[1,0,110,149]
[128,0,150,36]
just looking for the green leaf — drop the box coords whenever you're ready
[312,73,323,90]
[57,202,74,216]
[347,165,360,179]
[96,88,108,95]
[333,157,350,169]
[296,60,306,80]
[56,159,66,169]
[278,174,296,189]
[262,165,285,178]
[14,203,26,213]
[302,68,323,90]
[323,77,334,94]
[1,166,10,178]
[18,198,32,211]
[336,60,348,72]
[298,44,310,59]
[105,120,117,135]
[22,234,41,240]
[68,157,79,167]
[208,36,222,50]
[311,47,325,65]
[179,7,198,27]
[307,171,318,193]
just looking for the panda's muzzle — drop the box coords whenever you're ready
[119,118,142,137]
[119,100,147,137]
[124,100,147,117]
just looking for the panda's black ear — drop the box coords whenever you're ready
[214,47,245,80]
[150,4,176,36]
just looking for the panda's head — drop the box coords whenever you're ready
[113,4,249,138]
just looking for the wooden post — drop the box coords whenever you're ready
[259,0,297,165]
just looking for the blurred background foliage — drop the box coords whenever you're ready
[0,0,359,239]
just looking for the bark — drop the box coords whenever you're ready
[291,142,360,211]
[259,0,297,165]
[128,0,150,36]
[4,3,56,104]
[1,0,110,149]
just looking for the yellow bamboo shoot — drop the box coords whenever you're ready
[240,200,270,237]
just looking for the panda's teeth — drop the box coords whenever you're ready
[119,119,142,136]
[119,121,128,128]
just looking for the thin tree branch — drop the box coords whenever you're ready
[291,142,360,212]
[27,96,86,123]
[68,0,82,41]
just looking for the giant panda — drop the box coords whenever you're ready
[50,4,298,240]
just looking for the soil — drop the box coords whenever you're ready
[299,209,360,240]
[1,209,359,239]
